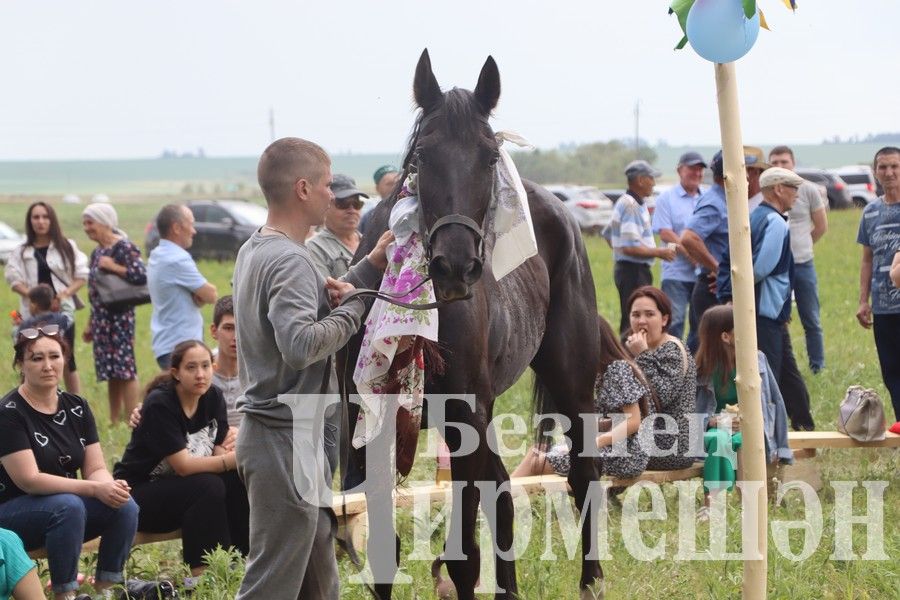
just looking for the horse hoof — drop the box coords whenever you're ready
[436,578,457,600]
[580,579,605,600]
[432,557,457,600]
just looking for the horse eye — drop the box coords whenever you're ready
[488,152,500,168]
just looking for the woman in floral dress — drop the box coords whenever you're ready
[511,315,655,480]
[82,203,147,423]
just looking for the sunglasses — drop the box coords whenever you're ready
[17,324,61,340]
[334,197,364,210]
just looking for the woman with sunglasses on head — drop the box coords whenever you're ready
[5,202,89,394]
[81,203,147,424]
[0,326,147,600]
[114,340,248,585]
[307,173,366,279]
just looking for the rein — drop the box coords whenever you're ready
[338,275,442,311]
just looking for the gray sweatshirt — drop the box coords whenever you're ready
[232,232,382,424]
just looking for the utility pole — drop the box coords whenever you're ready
[634,99,641,159]
[269,107,276,143]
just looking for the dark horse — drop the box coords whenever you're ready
[341,50,603,599]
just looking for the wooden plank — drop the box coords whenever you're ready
[332,468,706,517]
[27,530,180,560]
[788,431,900,449]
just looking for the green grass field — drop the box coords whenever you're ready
[0,200,896,598]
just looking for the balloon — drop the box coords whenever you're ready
[686,0,760,63]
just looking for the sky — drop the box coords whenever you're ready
[0,0,897,160]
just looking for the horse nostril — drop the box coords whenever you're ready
[429,255,453,280]
[464,259,483,284]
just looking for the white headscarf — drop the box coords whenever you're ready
[82,203,126,238]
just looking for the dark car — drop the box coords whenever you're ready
[144,200,268,260]
[795,168,853,209]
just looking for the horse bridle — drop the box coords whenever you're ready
[410,110,493,266]
[339,109,495,311]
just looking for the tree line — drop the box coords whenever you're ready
[511,140,657,186]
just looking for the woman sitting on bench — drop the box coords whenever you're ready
[512,315,655,480]
[0,325,140,600]
[114,340,249,580]
[623,286,697,471]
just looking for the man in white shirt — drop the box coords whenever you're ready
[769,145,828,373]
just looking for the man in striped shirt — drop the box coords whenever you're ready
[610,160,676,333]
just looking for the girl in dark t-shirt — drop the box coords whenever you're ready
[0,328,139,598]
[114,340,248,577]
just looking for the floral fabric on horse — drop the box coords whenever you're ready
[352,194,438,450]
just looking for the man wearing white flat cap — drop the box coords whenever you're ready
[717,167,805,384]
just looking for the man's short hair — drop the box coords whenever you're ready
[769,145,794,161]
[157,204,188,238]
[27,284,55,312]
[874,146,900,169]
[257,137,330,206]
[213,295,234,327]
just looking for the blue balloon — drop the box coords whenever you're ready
[686,0,760,63]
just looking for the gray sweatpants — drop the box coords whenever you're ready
[235,414,339,600]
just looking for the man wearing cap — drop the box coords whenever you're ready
[652,151,706,342]
[744,145,770,211]
[769,145,828,374]
[359,165,400,235]
[716,167,805,385]
[610,160,676,333]
[308,174,367,280]
[680,151,729,351]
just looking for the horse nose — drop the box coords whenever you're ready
[429,255,454,281]
[463,258,483,285]
[429,255,483,285]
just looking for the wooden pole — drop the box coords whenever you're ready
[714,61,768,600]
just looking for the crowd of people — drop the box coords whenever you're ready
[0,139,898,599]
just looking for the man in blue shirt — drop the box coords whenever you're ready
[717,168,804,377]
[681,151,729,352]
[147,205,218,368]
[610,160,676,333]
[652,151,705,343]
[857,146,900,422]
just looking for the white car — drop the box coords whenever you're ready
[831,165,878,207]
[544,185,614,235]
[0,221,24,264]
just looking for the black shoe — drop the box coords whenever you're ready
[117,579,178,600]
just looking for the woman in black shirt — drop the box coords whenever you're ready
[0,326,138,600]
[114,340,249,576]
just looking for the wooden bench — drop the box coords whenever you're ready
[788,430,900,449]
[27,530,181,560]
[25,441,844,559]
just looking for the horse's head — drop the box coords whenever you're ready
[407,49,501,302]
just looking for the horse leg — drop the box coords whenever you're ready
[442,413,489,600]
[486,448,518,598]
[531,321,604,596]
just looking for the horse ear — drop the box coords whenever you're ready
[413,49,442,113]
[473,56,500,115]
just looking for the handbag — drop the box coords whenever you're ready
[94,270,151,311]
[837,386,886,442]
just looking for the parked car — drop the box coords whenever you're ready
[795,168,853,209]
[544,185,614,235]
[831,165,878,207]
[0,221,24,264]
[144,200,268,260]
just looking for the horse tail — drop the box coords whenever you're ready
[531,371,557,449]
